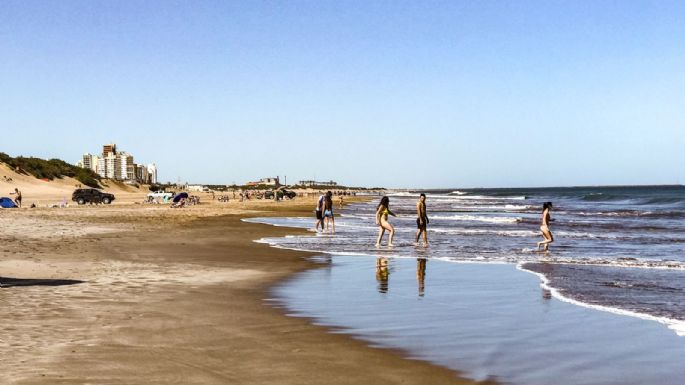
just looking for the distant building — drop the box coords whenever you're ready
[298,180,338,187]
[102,143,117,157]
[77,153,100,173]
[187,185,209,192]
[135,164,148,184]
[147,164,157,184]
[247,177,280,187]
[119,152,134,180]
[77,143,158,184]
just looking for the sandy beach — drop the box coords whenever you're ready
[0,174,486,384]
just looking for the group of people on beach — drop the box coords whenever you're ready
[318,194,555,251]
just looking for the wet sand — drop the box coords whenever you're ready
[274,256,685,385]
[0,199,488,384]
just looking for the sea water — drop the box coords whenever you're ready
[249,186,685,383]
[247,185,685,335]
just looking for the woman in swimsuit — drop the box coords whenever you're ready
[375,196,397,246]
[537,202,554,251]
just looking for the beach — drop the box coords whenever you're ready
[0,186,484,384]
[3,172,685,384]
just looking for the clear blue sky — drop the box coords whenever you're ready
[1,1,683,188]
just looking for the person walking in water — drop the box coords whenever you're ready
[415,193,429,246]
[537,202,554,251]
[323,191,335,233]
[375,196,396,247]
[314,192,325,231]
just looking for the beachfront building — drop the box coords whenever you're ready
[247,177,280,187]
[78,143,158,184]
[187,185,209,192]
[136,164,149,184]
[147,163,157,184]
[77,153,100,173]
[119,152,135,180]
[103,153,118,179]
[103,143,117,157]
[298,180,338,187]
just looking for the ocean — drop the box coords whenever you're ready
[248,185,685,334]
[247,186,685,384]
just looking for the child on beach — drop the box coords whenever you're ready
[537,202,554,251]
[375,196,396,247]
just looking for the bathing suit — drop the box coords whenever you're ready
[324,209,333,218]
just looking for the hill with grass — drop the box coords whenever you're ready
[0,152,101,188]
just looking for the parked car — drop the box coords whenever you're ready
[280,189,297,199]
[72,188,115,205]
[147,191,174,202]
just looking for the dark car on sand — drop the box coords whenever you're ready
[72,188,115,205]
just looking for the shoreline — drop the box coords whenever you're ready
[1,198,486,384]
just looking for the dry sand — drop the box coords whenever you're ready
[1,169,490,384]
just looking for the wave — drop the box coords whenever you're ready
[431,228,537,237]
[450,195,527,201]
[449,190,467,195]
[517,264,685,337]
[431,215,522,224]
[579,193,685,206]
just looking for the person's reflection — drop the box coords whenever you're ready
[417,258,426,297]
[376,257,389,293]
[538,262,554,300]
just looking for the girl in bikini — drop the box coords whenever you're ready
[375,196,397,247]
[537,202,554,251]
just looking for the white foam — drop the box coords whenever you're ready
[517,264,685,337]
[431,214,522,224]
[431,228,537,237]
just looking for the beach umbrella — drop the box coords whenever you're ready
[172,192,189,203]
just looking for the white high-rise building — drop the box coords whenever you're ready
[147,163,158,184]
[118,152,134,181]
[78,143,158,184]
[78,153,100,174]
[104,153,117,179]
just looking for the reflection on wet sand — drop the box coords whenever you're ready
[376,257,389,293]
[417,259,426,297]
[537,263,554,300]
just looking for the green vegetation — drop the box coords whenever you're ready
[149,183,176,192]
[0,152,101,188]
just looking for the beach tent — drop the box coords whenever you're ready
[0,197,17,208]
[172,192,189,203]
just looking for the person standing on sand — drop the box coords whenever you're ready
[537,202,554,251]
[11,188,22,208]
[315,192,325,231]
[415,193,429,246]
[338,194,344,210]
[375,196,396,246]
[323,191,335,233]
